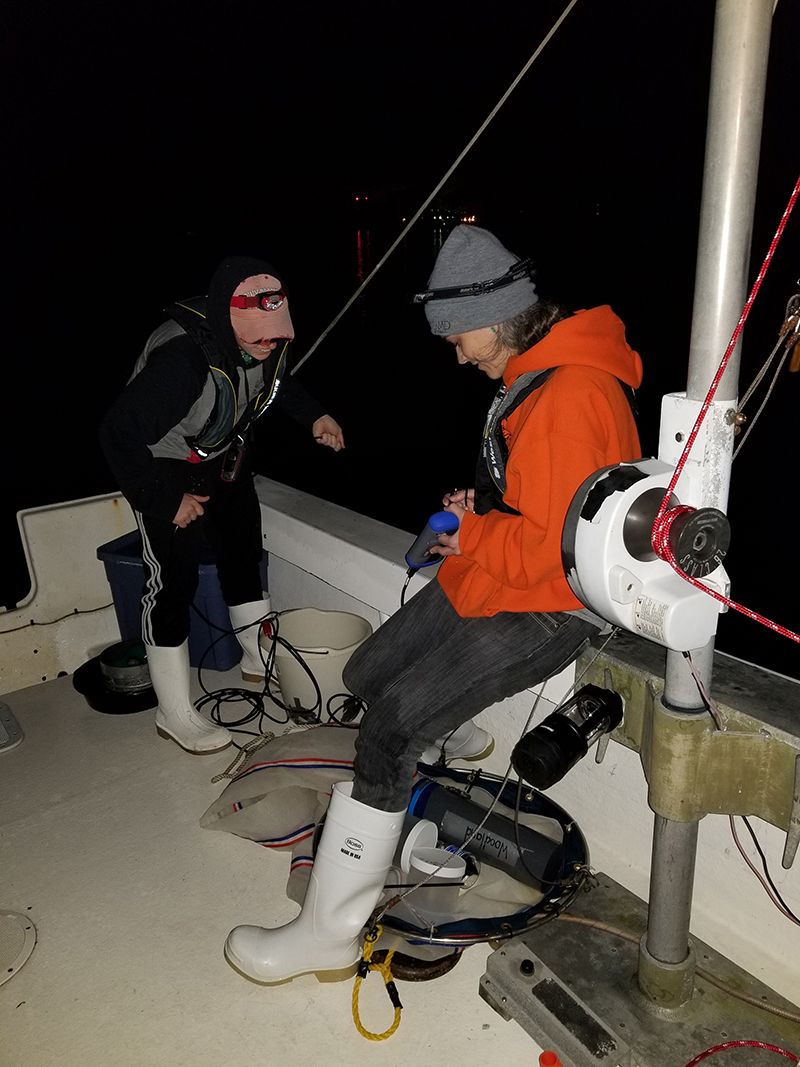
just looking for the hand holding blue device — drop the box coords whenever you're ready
[405,511,460,569]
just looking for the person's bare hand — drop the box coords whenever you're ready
[442,488,474,512]
[173,493,210,528]
[430,498,467,557]
[312,415,345,452]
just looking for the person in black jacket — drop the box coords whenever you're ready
[100,256,343,754]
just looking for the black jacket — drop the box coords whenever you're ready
[100,256,325,521]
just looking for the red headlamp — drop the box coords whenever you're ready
[230,289,286,311]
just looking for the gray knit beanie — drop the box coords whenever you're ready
[423,225,538,336]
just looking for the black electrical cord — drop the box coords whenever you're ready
[185,603,307,736]
[155,559,365,744]
[399,569,415,607]
[191,613,291,738]
[426,724,461,769]
[255,613,324,720]
[738,814,800,924]
[189,605,365,744]
[453,766,571,896]
[682,651,799,926]
[324,692,364,728]
[512,776,570,895]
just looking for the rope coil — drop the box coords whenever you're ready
[351,925,403,1041]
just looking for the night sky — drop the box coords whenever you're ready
[4,1,799,677]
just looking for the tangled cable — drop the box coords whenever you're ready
[190,607,364,755]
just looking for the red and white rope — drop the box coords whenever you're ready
[650,172,800,646]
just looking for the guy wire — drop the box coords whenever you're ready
[291,0,581,376]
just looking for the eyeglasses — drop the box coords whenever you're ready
[411,258,535,305]
[231,289,287,311]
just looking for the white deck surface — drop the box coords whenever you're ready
[1,670,542,1067]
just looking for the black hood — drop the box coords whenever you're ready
[205,254,288,367]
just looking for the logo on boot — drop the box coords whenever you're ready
[340,836,364,859]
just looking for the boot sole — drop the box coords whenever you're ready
[224,949,358,985]
[460,738,494,762]
[156,726,232,755]
[436,738,495,765]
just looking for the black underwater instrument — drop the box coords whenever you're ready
[511,683,623,791]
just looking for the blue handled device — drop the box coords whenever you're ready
[405,511,460,569]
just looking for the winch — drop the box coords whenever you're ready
[561,457,731,652]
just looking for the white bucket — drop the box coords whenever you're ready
[407,846,466,920]
[263,608,373,717]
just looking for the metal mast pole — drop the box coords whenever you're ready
[641,0,774,1007]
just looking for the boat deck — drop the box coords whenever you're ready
[1,669,540,1067]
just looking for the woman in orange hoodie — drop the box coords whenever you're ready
[224,224,642,986]
[348,225,642,803]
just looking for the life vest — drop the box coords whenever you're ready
[474,369,556,516]
[166,298,287,461]
[474,368,638,515]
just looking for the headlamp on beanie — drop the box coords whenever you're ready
[415,224,539,337]
[412,257,536,305]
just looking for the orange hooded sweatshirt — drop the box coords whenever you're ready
[438,305,643,617]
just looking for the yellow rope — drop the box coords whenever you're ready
[351,925,402,1041]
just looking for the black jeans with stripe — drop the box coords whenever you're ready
[344,578,599,812]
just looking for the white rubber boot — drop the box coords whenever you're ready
[146,641,232,754]
[420,719,494,766]
[228,597,272,682]
[225,781,405,984]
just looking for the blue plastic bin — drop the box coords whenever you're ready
[97,531,268,671]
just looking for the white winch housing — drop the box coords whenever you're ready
[561,458,729,652]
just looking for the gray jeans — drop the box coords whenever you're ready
[343,579,599,811]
